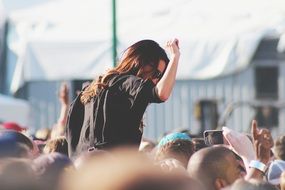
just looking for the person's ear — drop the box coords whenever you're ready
[214,178,228,190]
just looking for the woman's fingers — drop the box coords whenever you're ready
[166,38,179,47]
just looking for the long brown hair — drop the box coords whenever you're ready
[81,40,169,104]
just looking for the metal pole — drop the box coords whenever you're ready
[0,20,8,94]
[112,0,117,67]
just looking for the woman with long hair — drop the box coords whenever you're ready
[67,38,180,156]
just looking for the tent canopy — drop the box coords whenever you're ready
[0,94,30,126]
[2,0,285,92]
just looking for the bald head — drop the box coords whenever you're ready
[187,146,241,190]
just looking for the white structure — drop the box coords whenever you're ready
[3,0,285,92]
[145,37,285,140]
[0,94,30,126]
[1,0,285,138]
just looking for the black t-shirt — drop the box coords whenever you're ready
[104,75,163,146]
[78,74,163,152]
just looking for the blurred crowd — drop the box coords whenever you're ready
[0,82,285,190]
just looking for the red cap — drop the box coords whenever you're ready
[2,122,27,132]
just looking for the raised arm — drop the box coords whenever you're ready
[155,38,180,101]
[51,82,70,139]
[57,83,70,125]
[245,120,274,180]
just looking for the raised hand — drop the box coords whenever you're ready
[166,38,180,58]
[59,82,69,105]
[223,127,255,173]
[251,120,274,164]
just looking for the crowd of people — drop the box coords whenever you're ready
[1,109,285,190]
[0,39,285,190]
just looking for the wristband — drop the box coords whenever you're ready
[249,160,267,173]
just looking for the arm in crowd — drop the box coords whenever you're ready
[51,82,70,139]
[223,120,273,181]
[223,126,255,173]
[57,83,69,126]
[155,39,180,101]
[245,120,274,180]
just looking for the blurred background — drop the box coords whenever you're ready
[1,0,285,139]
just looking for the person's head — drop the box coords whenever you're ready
[274,135,285,160]
[0,158,40,190]
[118,40,169,84]
[0,141,30,158]
[43,137,68,156]
[33,153,73,190]
[187,146,242,190]
[231,179,277,190]
[267,160,285,186]
[0,130,34,158]
[155,138,194,168]
[81,40,169,104]
[62,148,196,190]
[73,149,114,169]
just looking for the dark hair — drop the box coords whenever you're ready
[0,130,34,158]
[81,40,169,104]
[0,130,33,149]
[191,138,208,152]
[155,139,194,168]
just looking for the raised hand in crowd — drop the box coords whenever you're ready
[57,82,70,126]
[223,120,274,181]
[245,120,274,180]
[223,126,255,173]
[51,82,70,139]
[155,39,180,101]
[251,120,274,164]
[59,82,69,106]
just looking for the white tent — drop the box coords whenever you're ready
[2,0,285,92]
[0,94,30,126]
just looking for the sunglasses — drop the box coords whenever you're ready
[153,70,164,79]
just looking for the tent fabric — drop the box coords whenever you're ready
[2,0,285,92]
[0,94,30,126]
[278,33,285,53]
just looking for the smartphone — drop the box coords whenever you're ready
[203,130,224,146]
